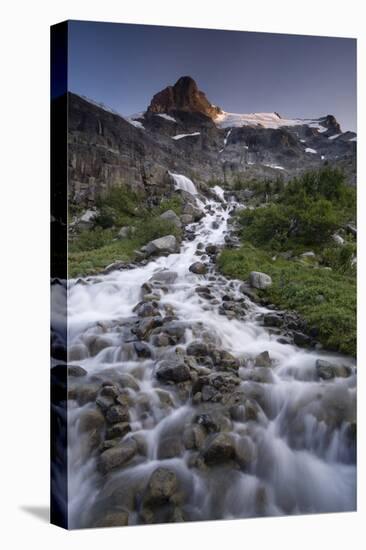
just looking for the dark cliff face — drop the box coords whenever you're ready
[147,76,222,119]
[68,84,356,206]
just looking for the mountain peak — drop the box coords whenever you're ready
[147,76,222,118]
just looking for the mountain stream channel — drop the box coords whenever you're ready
[60,179,356,528]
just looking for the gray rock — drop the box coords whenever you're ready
[186,341,209,357]
[105,405,130,424]
[255,351,272,368]
[144,467,178,504]
[68,365,88,377]
[117,226,134,239]
[159,321,187,341]
[134,301,160,318]
[346,223,357,237]
[95,510,129,527]
[134,316,163,339]
[159,209,182,228]
[145,235,178,257]
[78,409,105,433]
[68,343,89,361]
[156,360,191,383]
[180,214,194,225]
[249,271,272,290]
[315,359,352,380]
[332,233,345,246]
[98,439,138,474]
[68,383,99,405]
[106,422,131,440]
[149,270,178,284]
[220,350,240,371]
[263,313,283,327]
[189,262,207,275]
[202,433,235,465]
[134,341,152,358]
[293,331,312,347]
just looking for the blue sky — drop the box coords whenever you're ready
[68,21,357,131]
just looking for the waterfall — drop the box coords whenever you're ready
[169,171,198,195]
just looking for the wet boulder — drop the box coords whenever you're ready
[263,313,283,327]
[106,422,131,440]
[202,433,236,465]
[183,424,207,450]
[134,301,160,318]
[293,331,312,347]
[133,341,153,358]
[143,467,179,506]
[315,359,352,380]
[159,321,187,342]
[219,350,240,371]
[255,351,272,368]
[186,340,209,357]
[134,316,163,339]
[68,382,100,405]
[156,359,191,383]
[249,271,272,290]
[78,409,105,433]
[68,365,87,377]
[189,262,207,275]
[105,404,130,424]
[145,235,178,257]
[95,510,129,527]
[68,343,89,361]
[149,270,178,284]
[180,214,194,225]
[98,439,138,474]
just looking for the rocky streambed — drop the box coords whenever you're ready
[53,185,356,528]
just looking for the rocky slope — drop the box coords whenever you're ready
[68,76,356,206]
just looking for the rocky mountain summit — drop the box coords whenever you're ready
[147,75,222,118]
[68,76,356,206]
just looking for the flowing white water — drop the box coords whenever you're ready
[65,187,356,528]
[168,172,198,195]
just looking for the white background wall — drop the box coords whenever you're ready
[0,1,364,548]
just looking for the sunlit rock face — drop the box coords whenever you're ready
[147,76,222,118]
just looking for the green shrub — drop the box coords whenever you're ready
[153,196,183,216]
[69,227,115,252]
[237,168,355,251]
[322,242,356,275]
[134,216,181,243]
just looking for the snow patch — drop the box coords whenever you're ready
[172,132,201,140]
[328,134,341,140]
[305,148,317,154]
[215,111,329,131]
[349,137,357,142]
[127,118,145,130]
[264,163,285,170]
[156,113,176,123]
[224,129,232,147]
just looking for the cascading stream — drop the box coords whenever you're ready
[64,185,356,528]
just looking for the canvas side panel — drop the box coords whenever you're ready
[50,20,69,529]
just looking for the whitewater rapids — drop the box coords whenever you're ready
[61,185,356,528]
